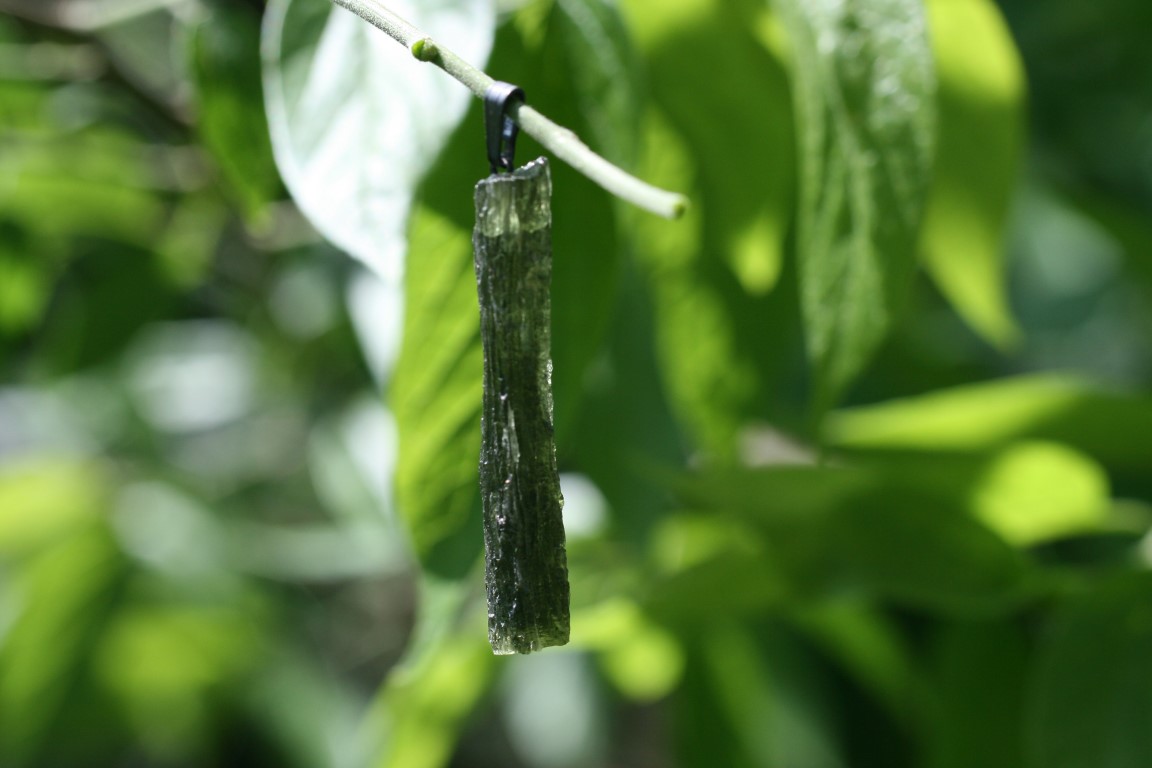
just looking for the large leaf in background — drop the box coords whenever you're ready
[619,0,802,458]
[920,0,1024,348]
[261,0,494,279]
[622,0,794,296]
[554,0,641,167]
[390,205,482,576]
[773,0,936,409]
[539,0,636,433]
[191,1,280,221]
[1025,573,1152,768]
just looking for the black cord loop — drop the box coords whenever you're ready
[484,81,525,174]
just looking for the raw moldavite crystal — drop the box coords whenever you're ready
[472,157,570,655]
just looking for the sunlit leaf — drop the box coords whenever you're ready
[920,0,1025,348]
[390,206,481,576]
[774,0,936,408]
[619,0,801,456]
[1026,573,1152,768]
[968,441,1109,545]
[261,0,494,277]
[626,110,758,458]
[623,0,794,296]
[571,597,685,701]
[0,460,106,557]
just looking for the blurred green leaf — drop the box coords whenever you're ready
[1026,573,1152,768]
[677,623,847,768]
[554,0,641,167]
[920,0,1024,348]
[261,0,493,273]
[843,441,1112,545]
[1,135,165,245]
[534,1,630,432]
[626,109,756,457]
[0,531,124,767]
[0,227,54,334]
[791,601,916,728]
[677,466,1025,612]
[967,441,1109,545]
[0,459,106,557]
[97,603,266,759]
[571,597,685,701]
[623,0,794,296]
[774,0,936,408]
[927,619,1027,768]
[367,578,496,768]
[828,374,1152,472]
[190,1,280,221]
[830,489,1024,613]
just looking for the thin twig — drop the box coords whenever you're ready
[331,0,688,220]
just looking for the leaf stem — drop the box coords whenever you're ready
[331,0,688,220]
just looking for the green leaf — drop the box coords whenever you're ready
[675,623,847,768]
[920,0,1025,348]
[366,578,496,768]
[967,441,1109,545]
[0,531,124,767]
[773,0,936,407]
[0,227,55,335]
[533,0,632,433]
[629,111,755,457]
[619,0,801,459]
[97,604,266,758]
[390,206,482,577]
[927,619,1028,768]
[1026,573,1152,768]
[0,133,165,246]
[623,0,795,296]
[843,442,1111,545]
[0,460,106,557]
[676,466,1024,613]
[829,488,1024,613]
[827,374,1152,473]
[261,0,494,274]
[190,1,280,221]
[554,0,642,167]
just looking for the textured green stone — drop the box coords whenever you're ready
[472,157,569,655]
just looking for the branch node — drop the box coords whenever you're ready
[410,37,439,61]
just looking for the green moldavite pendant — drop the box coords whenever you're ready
[472,156,570,655]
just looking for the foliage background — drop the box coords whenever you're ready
[2,0,1152,766]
